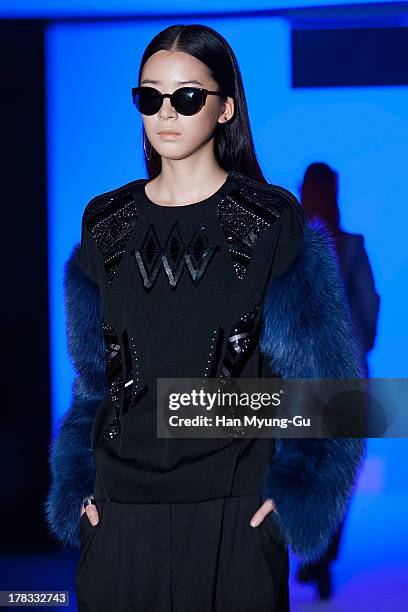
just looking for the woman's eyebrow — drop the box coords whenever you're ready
[140,78,204,86]
[177,79,204,85]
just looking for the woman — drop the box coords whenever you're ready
[44,24,366,612]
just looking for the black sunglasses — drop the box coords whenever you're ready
[131,86,226,116]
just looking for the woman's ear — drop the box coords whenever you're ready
[218,95,234,123]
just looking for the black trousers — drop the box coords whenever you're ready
[75,493,289,612]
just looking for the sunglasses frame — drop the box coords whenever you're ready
[131,85,227,116]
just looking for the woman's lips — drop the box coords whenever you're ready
[158,132,181,139]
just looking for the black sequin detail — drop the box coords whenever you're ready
[101,322,148,438]
[102,321,123,440]
[221,304,262,378]
[132,220,218,290]
[103,414,121,441]
[122,329,148,416]
[199,306,262,438]
[216,186,288,279]
[218,304,263,437]
[122,329,133,417]
[103,321,122,410]
[83,188,140,285]
[129,334,149,408]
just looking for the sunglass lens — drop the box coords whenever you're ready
[133,88,161,115]
[173,88,203,115]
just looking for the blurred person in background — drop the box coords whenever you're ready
[296,162,380,599]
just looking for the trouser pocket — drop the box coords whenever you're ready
[257,505,288,551]
[76,500,105,585]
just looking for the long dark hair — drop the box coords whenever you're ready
[137,24,266,183]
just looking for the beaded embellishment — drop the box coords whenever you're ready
[220,304,262,378]
[101,321,148,440]
[216,186,287,279]
[122,329,148,416]
[132,220,218,290]
[103,414,121,441]
[208,304,263,438]
[203,327,225,378]
[83,188,140,286]
[200,305,262,381]
[102,321,123,440]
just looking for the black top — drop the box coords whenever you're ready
[76,171,304,503]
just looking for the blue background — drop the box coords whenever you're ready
[1,2,405,608]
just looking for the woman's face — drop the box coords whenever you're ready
[139,50,234,161]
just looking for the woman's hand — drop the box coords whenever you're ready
[249,498,277,528]
[79,496,99,527]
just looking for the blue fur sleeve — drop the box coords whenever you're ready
[43,243,108,548]
[259,217,367,563]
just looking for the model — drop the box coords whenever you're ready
[44,23,366,612]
